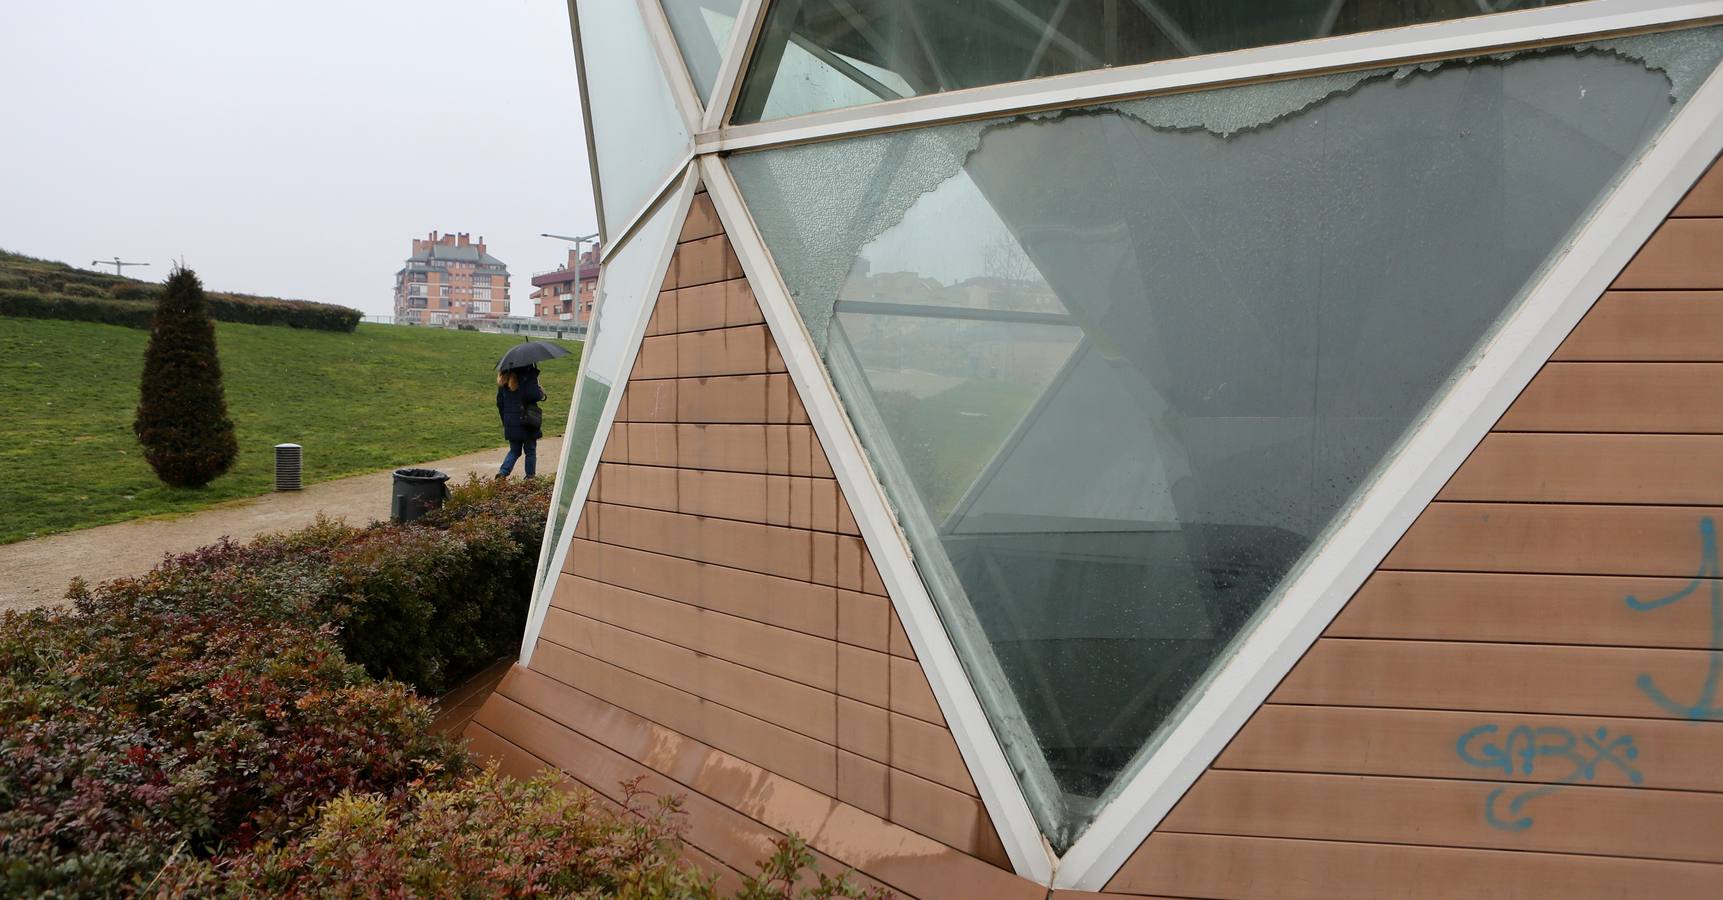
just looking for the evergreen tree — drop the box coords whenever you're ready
[134,266,237,487]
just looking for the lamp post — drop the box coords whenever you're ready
[540,232,599,327]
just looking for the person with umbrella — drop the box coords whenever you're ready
[495,341,568,479]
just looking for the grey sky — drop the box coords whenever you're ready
[0,1,594,317]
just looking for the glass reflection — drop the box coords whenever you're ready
[734,0,1580,123]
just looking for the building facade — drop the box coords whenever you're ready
[530,245,600,328]
[392,231,510,325]
[471,2,1723,896]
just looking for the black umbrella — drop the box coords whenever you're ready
[497,340,571,372]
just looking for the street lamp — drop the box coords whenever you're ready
[540,232,600,326]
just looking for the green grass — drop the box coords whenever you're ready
[0,318,577,544]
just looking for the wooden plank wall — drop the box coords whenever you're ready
[1096,161,1723,898]
[465,185,1037,899]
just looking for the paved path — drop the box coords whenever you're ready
[0,438,561,613]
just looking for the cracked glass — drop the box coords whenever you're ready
[732,0,1584,123]
[576,0,692,237]
[730,28,1723,844]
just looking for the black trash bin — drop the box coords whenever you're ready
[391,468,450,522]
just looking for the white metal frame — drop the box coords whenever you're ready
[599,151,694,265]
[703,0,771,131]
[1054,38,1723,893]
[553,0,1723,887]
[636,0,707,132]
[697,0,1723,153]
[701,154,1058,881]
[520,167,698,665]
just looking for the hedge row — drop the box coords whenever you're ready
[0,285,361,333]
[0,288,155,328]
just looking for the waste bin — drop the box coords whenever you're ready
[391,468,450,522]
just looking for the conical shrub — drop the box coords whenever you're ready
[134,266,237,487]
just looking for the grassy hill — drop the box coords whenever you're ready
[0,249,362,331]
[0,317,578,544]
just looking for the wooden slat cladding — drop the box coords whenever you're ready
[1553,292,1723,361]
[1615,220,1723,290]
[478,666,1032,900]
[468,202,1011,888]
[1437,433,1723,503]
[1497,362,1723,433]
[1103,157,1723,896]
[1107,833,1723,899]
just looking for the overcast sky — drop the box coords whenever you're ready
[0,1,593,317]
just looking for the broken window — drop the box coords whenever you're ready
[730,28,1723,845]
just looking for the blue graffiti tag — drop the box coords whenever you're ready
[1455,724,1642,831]
[1623,516,1723,720]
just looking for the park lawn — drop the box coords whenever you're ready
[0,318,578,544]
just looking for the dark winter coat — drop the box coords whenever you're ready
[497,369,547,442]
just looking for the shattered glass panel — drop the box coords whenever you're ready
[661,0,743,104]
[731,29,1723,844]
[733,0,1583,123]
[576,0,692,237]
[533,188,686,605]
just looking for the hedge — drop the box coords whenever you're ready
[0,288,154,328]
[0,476,884,898]
[0,288,362,333]
[0,477,544,893]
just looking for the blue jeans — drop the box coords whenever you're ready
[500,439,536,477]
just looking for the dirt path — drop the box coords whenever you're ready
[0,438,562,613]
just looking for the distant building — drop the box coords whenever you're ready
[393,231,510,325]
[529,244,600,330]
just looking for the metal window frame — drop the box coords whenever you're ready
[638,0,708,130]
[600,151,694,265]
[697,0,1722,153]
[701,153,1059,882]
[704,0,771,131]
[1051,40,1723,893]
[520,167,699,665]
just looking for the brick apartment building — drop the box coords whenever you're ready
[529,244,600,329]
[392,231,511,325]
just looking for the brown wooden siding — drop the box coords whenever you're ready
[1100,157,1723,896]
[466,184,1018,895]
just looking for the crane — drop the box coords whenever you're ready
[92,257,150,277]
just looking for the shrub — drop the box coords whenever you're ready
[160,772,886,899]
[73,476,548,697]
[134,267,238,487]
[0,603,467,896]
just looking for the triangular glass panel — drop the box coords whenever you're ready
[660,0,743,106]
[730,27,1723,846]
[575,0,692,237]
[731,0,1587,123]
[534,181,688,605]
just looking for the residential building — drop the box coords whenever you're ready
[392,231,510,325]
[471,3,1723,897]
[529,245,600,329]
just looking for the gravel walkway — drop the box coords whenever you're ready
[0,438,562,613]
